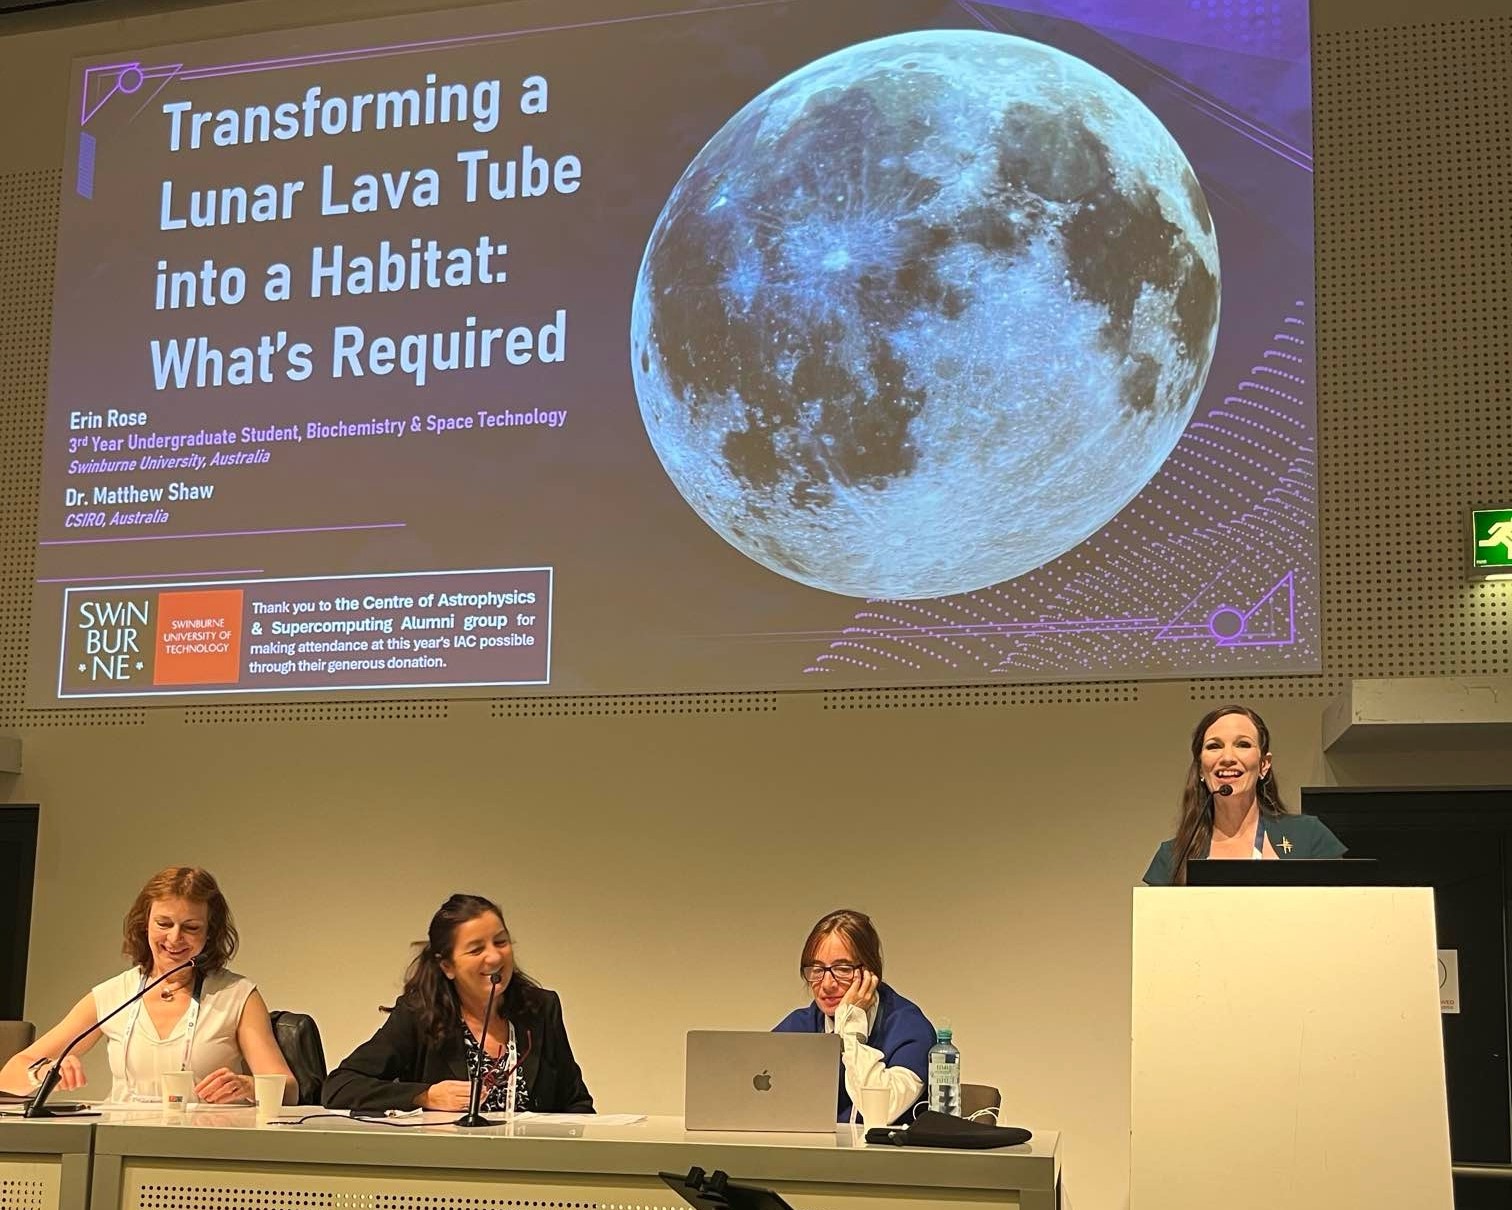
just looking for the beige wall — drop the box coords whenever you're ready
[2,1,1510,1208]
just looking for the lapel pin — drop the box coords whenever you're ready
[1280,836,1293,854]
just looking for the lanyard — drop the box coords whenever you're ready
[121,971,203,1099]
[468,1017,521,1112]
[504,1020,519,1115]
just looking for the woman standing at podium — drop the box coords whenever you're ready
[0,865,294,1104]
[1143,704,1345,886]
[773,908,935,1125]
[323,893,593,1113]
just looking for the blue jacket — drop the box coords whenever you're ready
[773,981,934,1121]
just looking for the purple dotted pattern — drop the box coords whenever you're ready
[806,301,1319,681]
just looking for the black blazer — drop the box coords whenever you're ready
[322,991,594,1113]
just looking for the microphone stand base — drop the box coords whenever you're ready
[453,1111,493,1128]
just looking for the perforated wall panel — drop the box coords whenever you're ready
[493,691,779,718]
[823,683,1140,711]
[1194,13,1512,704]
[1315,14,1512,678]
[182,700,451,725]
[0,168,145,731]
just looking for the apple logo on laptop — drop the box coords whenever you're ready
[752,1070,772,1092]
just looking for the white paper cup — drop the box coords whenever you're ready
[857,1085,892,1128]
[847,1083,894,1140]
[253,1074,285,1117]
[160,1070,194,1113]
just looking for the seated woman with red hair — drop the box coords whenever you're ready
[0,866,293,1105]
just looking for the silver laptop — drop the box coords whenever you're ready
[684,1030,841,1132]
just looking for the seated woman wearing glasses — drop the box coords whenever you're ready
[773,908,935,1125]
[322,894,593,1113]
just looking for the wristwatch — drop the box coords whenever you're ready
[26,1057,51,1087]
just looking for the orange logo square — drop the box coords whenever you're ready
[153,589,243,685]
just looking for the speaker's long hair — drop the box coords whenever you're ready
[385,893,543,1044]
[1168,705,1288,886]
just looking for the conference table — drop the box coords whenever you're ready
[1,1108,1060,1210]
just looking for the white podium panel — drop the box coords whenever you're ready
[1131,887,1452,1210]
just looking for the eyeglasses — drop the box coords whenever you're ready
[801,962,862,986]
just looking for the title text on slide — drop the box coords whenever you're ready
[162,75,513,151]
[154,237,511,309]
[158,148,581,231]
[137,72,584,392]
[148,310,565,390]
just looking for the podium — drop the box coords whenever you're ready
[1131,886,1452,1209]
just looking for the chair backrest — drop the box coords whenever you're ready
[267,1010,327,1106]
[960,1082,1002,1120]
[0,1021,35,1067]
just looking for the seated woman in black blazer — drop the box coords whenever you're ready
[323,893,592,1113]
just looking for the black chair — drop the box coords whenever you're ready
[268,1010,328,1106]
[0,1021,35,1068]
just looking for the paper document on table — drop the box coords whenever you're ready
[515,1112,646,1125]
[89,1101,256,1112]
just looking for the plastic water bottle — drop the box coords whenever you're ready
[927,1026,961,1115]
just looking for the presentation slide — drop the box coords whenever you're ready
[32,0,1318,702]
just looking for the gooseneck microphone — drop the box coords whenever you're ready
[25,953,203,1118]
[1212,781,1234,797]
[455,970,502,1129]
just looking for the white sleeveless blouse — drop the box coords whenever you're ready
[92,967,255,1103]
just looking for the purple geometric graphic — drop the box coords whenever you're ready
[77,3,797,128]
[74,132,95,199]
[80,61,184,126]
[1155,570,1297,647]
[806,301,1319,679]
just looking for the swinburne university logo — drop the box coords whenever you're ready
[65,595,154,687]
[60,587,244,694]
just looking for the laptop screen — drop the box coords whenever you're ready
[1185,858,1382,886]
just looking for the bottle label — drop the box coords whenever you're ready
[929,1059,957,1084]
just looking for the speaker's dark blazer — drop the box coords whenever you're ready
[322,990,593,1113]
[1142,813,1346,886]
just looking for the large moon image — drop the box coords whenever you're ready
[630,30,1219,600]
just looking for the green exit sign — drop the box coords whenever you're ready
[1472,508,1512,574]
